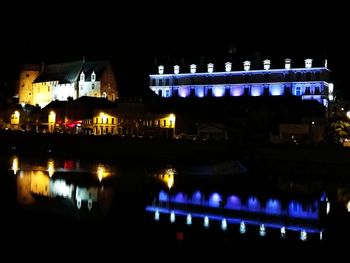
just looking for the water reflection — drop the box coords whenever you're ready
[47,159,55,177]
[147,167,328,241]
[15,156,116,218]
[11,155,19,175]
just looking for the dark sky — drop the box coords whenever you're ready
[1,2,349,96]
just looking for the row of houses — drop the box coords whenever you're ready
[0,96,176,139]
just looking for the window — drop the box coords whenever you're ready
[284,73,291,82]
[191,77,195,85]
[315,72,320,80]
[112,118,114,124]
[48,87,50,92]
[305,86,310,95]
[315,86,320,94]
[164,120,166,127]
[244,75,249,83]
[170,120,172,127]
[106,118,108,124]
[80,73,85,81]
[166,90,170,97]
[92,83,95,89]
[22,84,24,87]
[111,127,114,134]
[91,72,96,82]
[264,74,269,82]
[296,72,301,81]
[106,128,109,134]
[159,79,163,86]
[151,79,156,86]
[306,72,311,81]
[95,117,98,124]
[296,87,301,96]
[26,74,29,78]
[165,79,170,86]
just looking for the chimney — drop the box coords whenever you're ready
[243,61,251,71]
[285,58,291,69]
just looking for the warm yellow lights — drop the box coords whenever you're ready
[97,164,110,182]
[11,111,20,125]
[48,111,56,132]
[48,111,56,122]
[155,168,176,190]
[47,159,55,177]
[12,156,19,175]
[167,175,174,190]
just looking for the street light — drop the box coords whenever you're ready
[48,111,56,133]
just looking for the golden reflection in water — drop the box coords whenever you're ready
[17,171,35,205]
[47,159,55,177]
[12,156,19,175]
[97,164,110,182]
[30,171,50,197]
[154,168,176,190]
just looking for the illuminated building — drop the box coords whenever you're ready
[18,64,41,105]
[149,58,332,107]
[19,60,118,108]
[89,101,176,137]
[93,110,118,135]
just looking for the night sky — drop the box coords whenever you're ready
[1,2,349,97]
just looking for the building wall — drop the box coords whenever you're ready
[100,64,118,101]
[79,80,101,98]
[149,65,331,105]
[92,111,118,135]
[32,82,54,108]
[18,69,41,105]
[53,82,76,101]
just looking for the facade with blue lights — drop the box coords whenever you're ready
[150,59,333,107]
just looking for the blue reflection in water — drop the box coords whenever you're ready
[148,187,324,240]
[192,191,202,205]
[159,190,168,202]
[247,196,260,212]
[266,199,281,215]
[172,192,186,203]
[209,193,222,207]
[289,200,318,219]
[227,195,241,210]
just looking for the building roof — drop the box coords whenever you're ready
[82,61,109,81]
[33,60,110,84]
[34,61,83,84]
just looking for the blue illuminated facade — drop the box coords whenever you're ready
[149,59,332,106]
